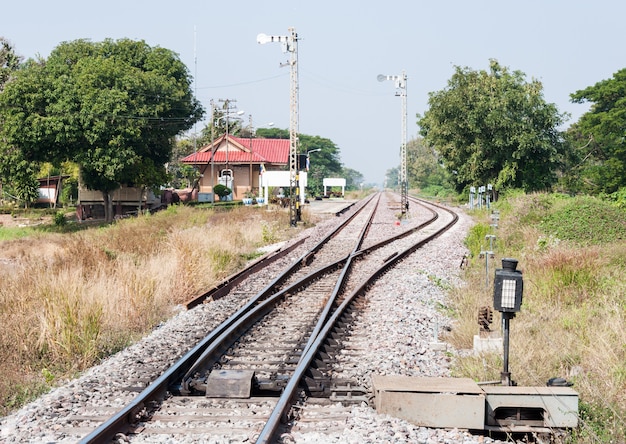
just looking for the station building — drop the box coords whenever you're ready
[180,135,290,201]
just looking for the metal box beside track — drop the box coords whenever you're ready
[372,375,485,429]
[482,385,579,431]
[372,375,578,432]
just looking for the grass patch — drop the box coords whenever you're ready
[540,196,626,245]
[0,204,296,416]
[0,226,36,241]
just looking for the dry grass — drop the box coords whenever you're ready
[446,194,626,443]
[0,204,294,416]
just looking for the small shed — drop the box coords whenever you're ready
[77,186,161,220]
[37,175,70,207]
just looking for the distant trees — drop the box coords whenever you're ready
[567,68,626,195]
[341,167,364,191]
[406,137,452,194]
[0,38,203,221]
[385,167,399,190]
[418,60,567,193]
[0,37,20,89]
[0,37,40,207]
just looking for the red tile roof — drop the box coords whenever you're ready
[181,136,289,165]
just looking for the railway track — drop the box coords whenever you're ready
[61,193,460,443]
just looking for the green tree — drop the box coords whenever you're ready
[341,167,364,191]
[0,37,21,90]
[418,60,567,193]
[0,146,39,208]
[406,137,452,192]
[0,37,37,207]
[569,68,626,194]
[256,127,288,139]
[385,166,399,189]
[0,38,203,222]
[299,134,342,197]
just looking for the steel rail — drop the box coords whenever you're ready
[79,194,377,444]
[185,195,441,390]
[256,200,459,444]
[79,194,441,443]
[299,194,380,358]
[182,193,381,390]
[179,259,348,392]
[186,193,375,308]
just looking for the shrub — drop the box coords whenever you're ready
[213,184,231,200]
[53,211,67,227]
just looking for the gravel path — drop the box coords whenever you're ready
[0,197,507,443]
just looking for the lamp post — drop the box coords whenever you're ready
[307,148,321,159]
[257,27,299,226]
[306,148,321,174]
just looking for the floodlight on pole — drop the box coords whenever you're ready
[378,70,408,217]
[306,148,321,172]
[257,27,300,227]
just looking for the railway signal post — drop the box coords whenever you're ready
[378,70,408,217]
[493,258,524,386]
[257,27,300,226]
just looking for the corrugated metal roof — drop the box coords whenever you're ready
[181,136,289,165]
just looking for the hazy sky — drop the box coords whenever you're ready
[2,1,625,184]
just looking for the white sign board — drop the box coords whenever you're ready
[323,178,346,187]
[322,177,346,197]
[260,171,308,204]
[261,171,308,187]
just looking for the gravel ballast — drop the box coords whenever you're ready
[0,197,508,443]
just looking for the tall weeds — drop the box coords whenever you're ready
[0,205,292,416]
[447,193,626,443]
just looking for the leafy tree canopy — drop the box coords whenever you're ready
[569,68,626,194]
[418,60,567,193]
[0,38,204,221]
[0,37,37,207]
[385,166,399,189]
[406,137,452,192]
[341,167,364,191]
[0,37,21,90]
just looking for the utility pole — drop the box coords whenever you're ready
[257,27,300,226]
[210,99,215,203]
[378,70,408,217]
